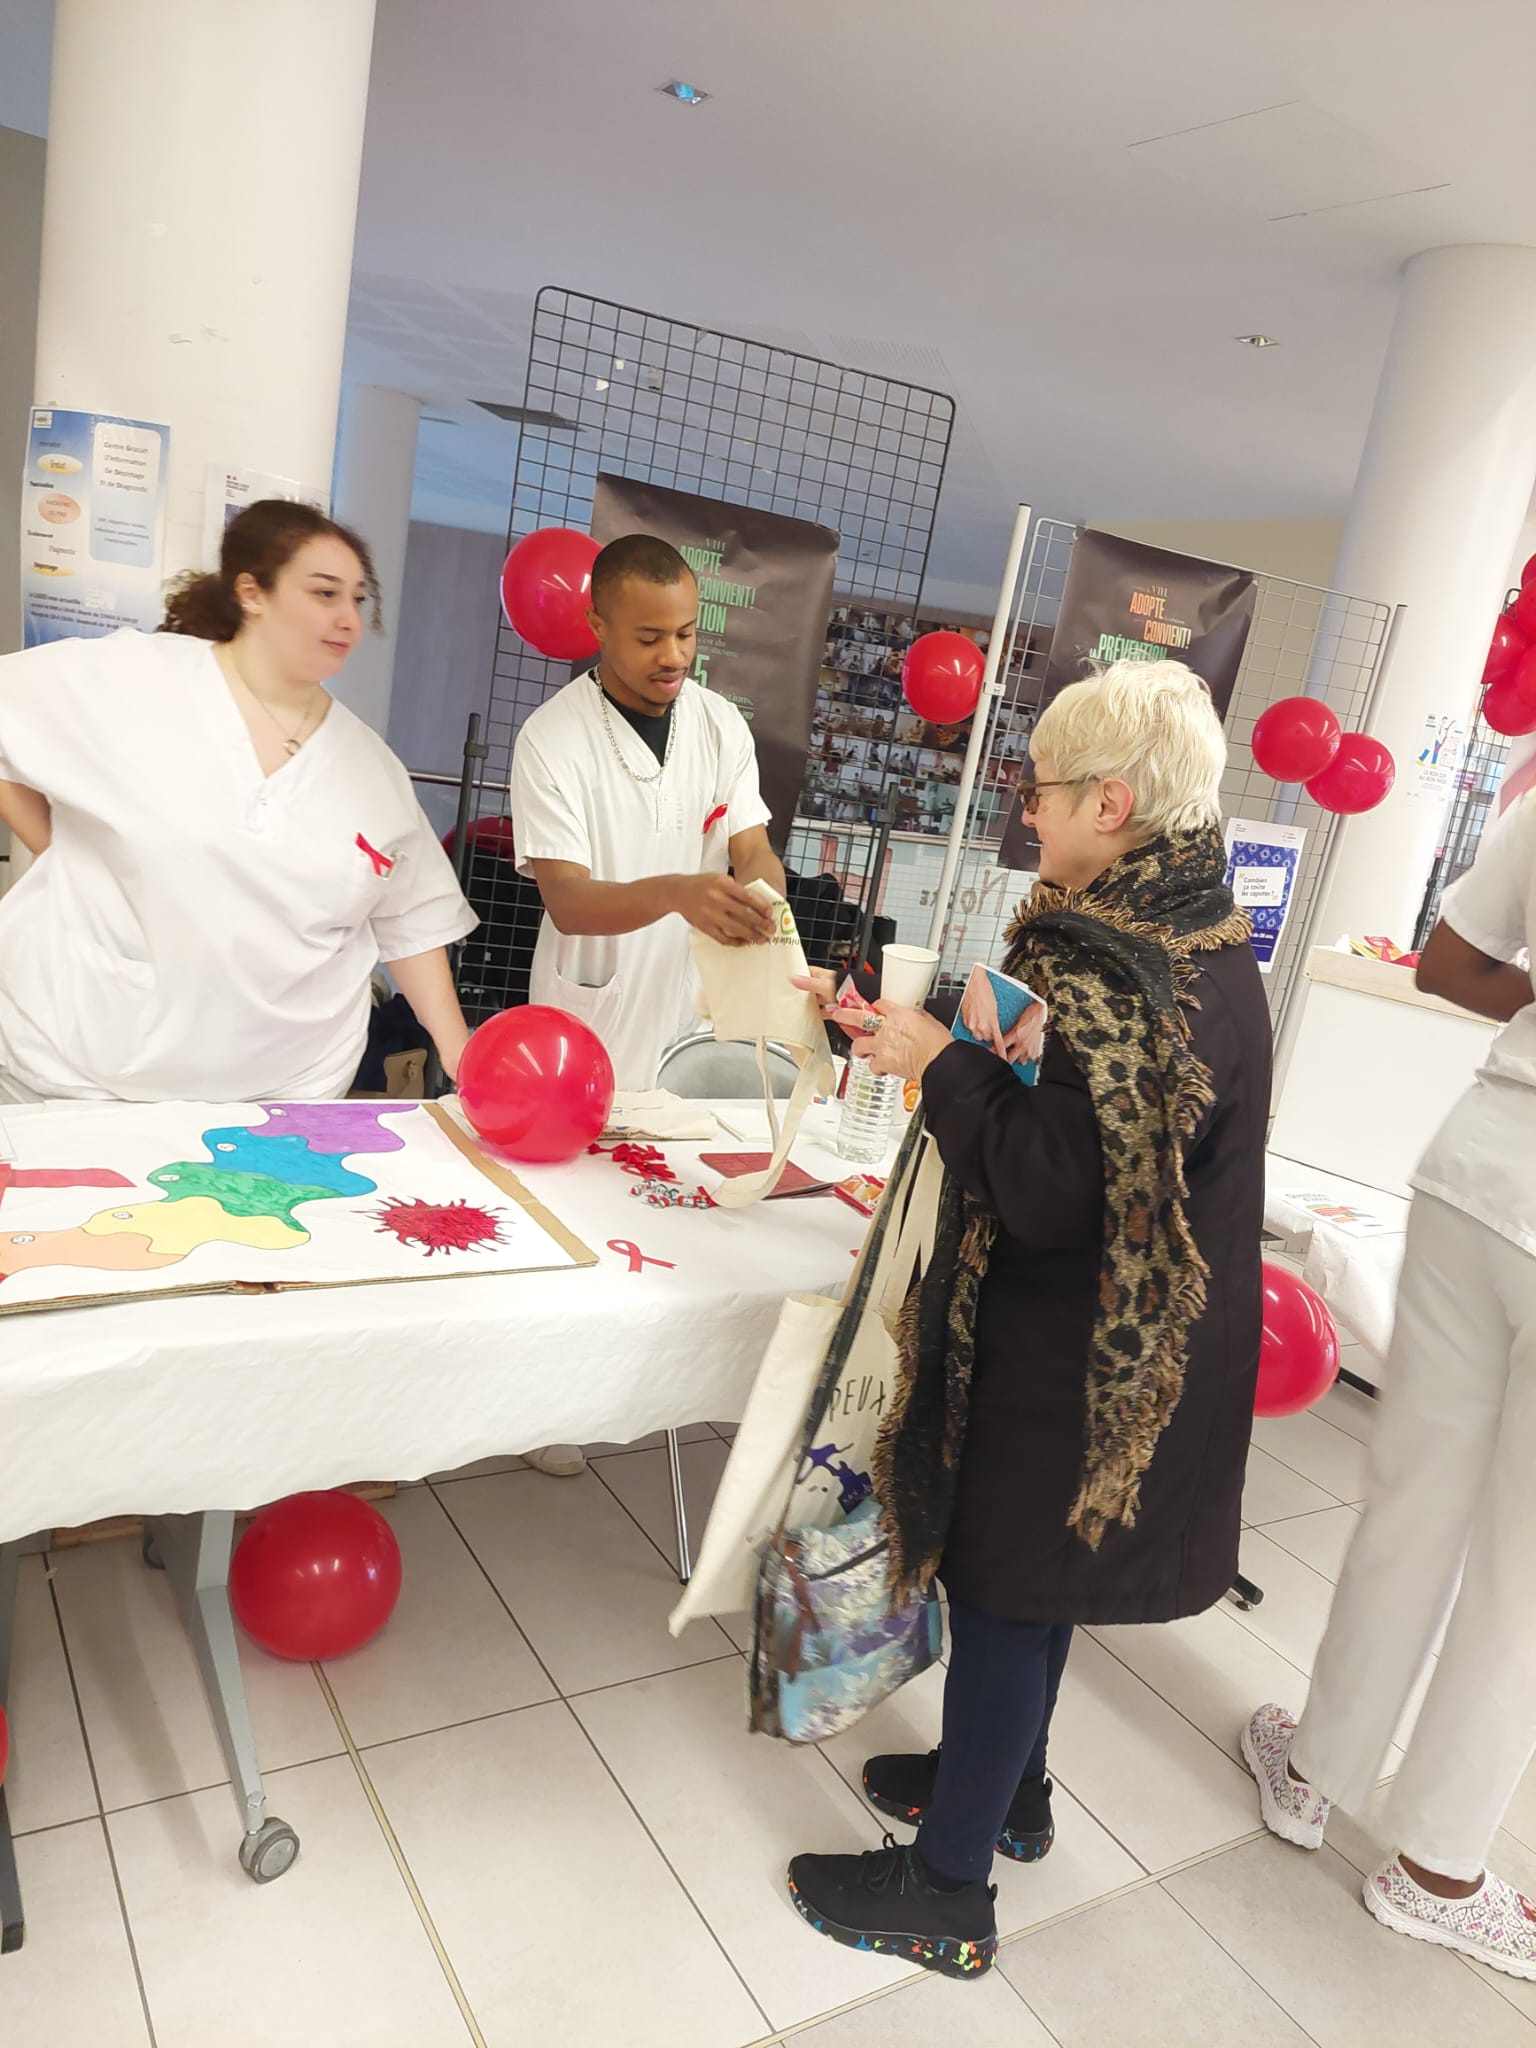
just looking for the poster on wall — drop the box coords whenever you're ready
[201,464,329,569]
[1406,706,1469,809]
[1223,817,1306,974]
[590,474,839,853]
[20,407,170,647]
[997,530,1257,869]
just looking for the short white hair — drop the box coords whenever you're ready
[1031,659,1228,838]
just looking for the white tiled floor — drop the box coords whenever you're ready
[8,1400,1536,2047]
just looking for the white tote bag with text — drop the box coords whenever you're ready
[669,1117,943,1633]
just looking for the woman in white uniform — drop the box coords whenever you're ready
[0,499,477,1104]
[509,532,784,1093]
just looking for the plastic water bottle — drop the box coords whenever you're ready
[836,1055,901,1164]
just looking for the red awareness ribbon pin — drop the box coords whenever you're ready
[356,833,394,876]
[607,1238,676,1274]
[702,804,728,835]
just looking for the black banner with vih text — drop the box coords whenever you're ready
[998,528,1256,869]
[590,474,838,854]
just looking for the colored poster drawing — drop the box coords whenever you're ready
[0,1102,565,1305]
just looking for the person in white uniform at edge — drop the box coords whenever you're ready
[509,532,786,1476]
[0,498,478,1107]
[1244,787,1536,1980]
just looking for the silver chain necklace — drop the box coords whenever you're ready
[225,648,322,756]
[593,673,676,785]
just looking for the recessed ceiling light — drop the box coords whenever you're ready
[1236,333,1279,347]
[658,79,710,107]
[594,379,610,392]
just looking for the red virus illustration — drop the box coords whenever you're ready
[371,1197,510,1257]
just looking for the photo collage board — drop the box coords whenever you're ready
[802,603,1049,840]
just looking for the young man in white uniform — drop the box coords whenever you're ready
[509,533,786,1474]
[1245,789,1536,1977]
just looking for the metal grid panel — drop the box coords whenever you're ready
[456,287,955,1013]
[1412,719,1511,948]
[925,523,1393,1041]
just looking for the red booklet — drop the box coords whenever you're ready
[697,1153,831,1198]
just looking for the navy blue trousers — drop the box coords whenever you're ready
[917,1598,1074,1884]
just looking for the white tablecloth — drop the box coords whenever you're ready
[0,1100,879,1545]
[1264,1152,1410,1381]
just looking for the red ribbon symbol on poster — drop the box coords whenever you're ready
[607,1238,676,1275]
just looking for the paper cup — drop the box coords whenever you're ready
[880,943,940,1007]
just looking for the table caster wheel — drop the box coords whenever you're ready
[239,1819,299,1884]
[141,1531,164,1571]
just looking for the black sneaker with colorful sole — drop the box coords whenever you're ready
[786,1836,998,1980]
[862,1749,1056,1862]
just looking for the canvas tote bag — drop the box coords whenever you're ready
[669,1111,943,1635]
[688,881,836,1208]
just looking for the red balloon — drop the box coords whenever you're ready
[1483,616,1528,691]
[902,632,985,723]
[500,528,600,661]
[1483,674,1536,738]
[1516,643,1536,713]
[1256,1263,1341,1418]
[1305,733,1395,815]
[459,1004,615,1163]
[1251,697,1342,783]
[1521,552,1536,590]
[231,1492,401,1661]
[1514,582,1536,643]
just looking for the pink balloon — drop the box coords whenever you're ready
[1305,734,1395,815]
[500,528,600,661]
[1256,1263,1341,1418]
[902,632,985,723]
[459,1005,615,1163]
[1251,698,1342,783]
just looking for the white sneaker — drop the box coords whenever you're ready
[1364,1858,1536,1980]
[525,1444,587,1478]
[1242,1704,1331,1850]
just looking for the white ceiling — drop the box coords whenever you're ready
[7,0,1536,598]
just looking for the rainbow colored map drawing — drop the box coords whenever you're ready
[0,1101,585,1314]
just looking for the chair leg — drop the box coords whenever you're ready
[666,1428,692,1585]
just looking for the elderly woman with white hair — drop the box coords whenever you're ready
[788,660,1272,1979]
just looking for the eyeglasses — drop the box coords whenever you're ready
[1018,776,1095,817]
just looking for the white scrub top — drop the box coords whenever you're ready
[1412,789,1536,1258]
[0,629,477,1102]
[509,671,771,1090]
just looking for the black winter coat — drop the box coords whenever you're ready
[924,938,1271,1625]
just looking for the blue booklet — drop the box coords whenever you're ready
[951,964,1048,1086]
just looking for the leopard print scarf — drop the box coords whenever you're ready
[873,825,1251,1592]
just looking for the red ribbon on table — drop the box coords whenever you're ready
[607,1238,677,1274]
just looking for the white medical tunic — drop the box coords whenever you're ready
[0,629,477,1101]
[509,672,771,1090]
[1412,790,1536,1258]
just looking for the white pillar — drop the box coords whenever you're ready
[331,384,421,737]
[32,0,377,589]
[1311,246,1536,946]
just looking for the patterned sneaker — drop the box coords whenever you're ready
[787,1835,997,1980]
[1241,1704,1330,1850]
[1364,1859,1536,1979]
[862,1750,1055,1862]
